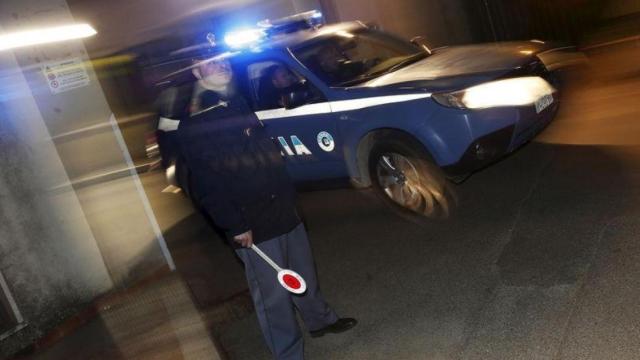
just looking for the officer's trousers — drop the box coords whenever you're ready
[235,223,338,360]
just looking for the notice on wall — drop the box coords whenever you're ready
[42,58,90,94]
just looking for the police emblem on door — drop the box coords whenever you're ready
[317,131,335,152]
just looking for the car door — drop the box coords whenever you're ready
[239,56,348,183]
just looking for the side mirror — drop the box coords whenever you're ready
[410,36,432,55]
[283,89,309,109]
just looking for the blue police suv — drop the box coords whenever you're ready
[154,12,567,218]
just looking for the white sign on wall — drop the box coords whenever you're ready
[41,58,90,94]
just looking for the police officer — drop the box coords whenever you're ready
[177,45,357,360]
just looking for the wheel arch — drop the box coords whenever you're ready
[349,128,437,188]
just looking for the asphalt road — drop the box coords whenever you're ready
[144,72,640,359]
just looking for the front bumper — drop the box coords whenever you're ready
[442,95,559,177]
[441,124,515,177]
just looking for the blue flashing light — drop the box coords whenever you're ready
[224,10,325,49]
[224,28,265,48]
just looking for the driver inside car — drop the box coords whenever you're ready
[311,44,365,85]
[258,64,306,109]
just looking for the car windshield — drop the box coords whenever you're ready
[291,28,427,87]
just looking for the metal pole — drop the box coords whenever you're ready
[108,113,176,271]
[251,244,283,272]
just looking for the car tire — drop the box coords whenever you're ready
[368,135,457,219]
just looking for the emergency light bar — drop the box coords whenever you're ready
[224,10,324,49]
[258,10,323,28]
[260,10,324,35]
[224,28,266,48]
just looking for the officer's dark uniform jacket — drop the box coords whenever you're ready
[177,89,300,248]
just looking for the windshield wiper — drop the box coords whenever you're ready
[337,73,387,87]
[372,52,428,77]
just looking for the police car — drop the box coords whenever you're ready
[154,11,565,218]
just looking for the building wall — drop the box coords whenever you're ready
[319,0,472,47]
[0,44,113,356]
[464,0,612,44]
[604,0,640,18]
[0,0,175,355]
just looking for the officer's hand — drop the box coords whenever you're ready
[234,230,254,248]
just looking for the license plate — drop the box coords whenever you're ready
[535,94,554,114]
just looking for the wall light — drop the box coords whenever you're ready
[0,23,97,51]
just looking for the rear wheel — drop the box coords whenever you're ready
[368,136,457,219]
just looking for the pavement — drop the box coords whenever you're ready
[25,274,225,360]
[15,51,640,359]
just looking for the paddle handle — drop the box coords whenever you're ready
[250,244,283,272]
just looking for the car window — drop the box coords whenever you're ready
[291,28,424,87]
[242,60,325,111]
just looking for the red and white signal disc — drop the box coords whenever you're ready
[250,244,308,295]
[278,269,307,294]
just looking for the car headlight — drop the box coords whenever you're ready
[433,76,555,109]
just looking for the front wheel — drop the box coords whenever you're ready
[368,137,457,219]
